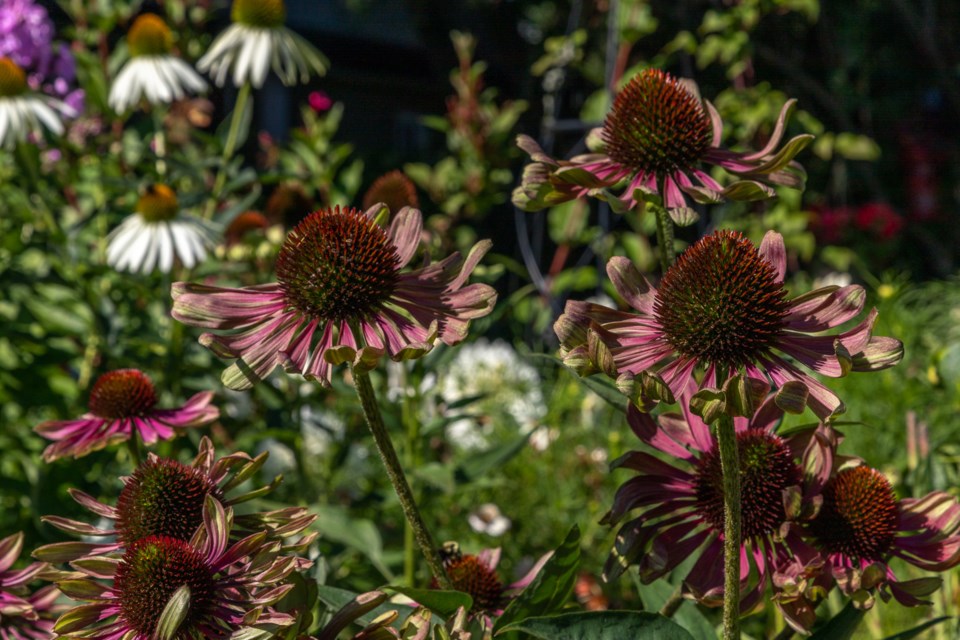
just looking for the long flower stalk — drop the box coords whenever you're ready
[352,367,452,590]
[203,81,251,219]
[717,414,741,640]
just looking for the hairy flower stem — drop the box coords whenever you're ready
[203,81,251,219]
[352,368,452,589]
[126,433,143,468]
[717,414,741,640]
[653,178,675,273]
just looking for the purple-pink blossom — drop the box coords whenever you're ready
[555,230,903,418]
[172,205,497,390]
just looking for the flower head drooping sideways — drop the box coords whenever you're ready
[35,436,316,565]
[0,532,60,639]
[601,392,836,618]
[33,369,218,462]
[50,497,307,640]
[107,184,217,274]
[172,204,497,390]
[804,464,960,610]
[555,230,904,419]
[433,542,551,629]
[0,55,75,148]
[108,13,208,114]
[513,69,812,220]
[197,0,328,89]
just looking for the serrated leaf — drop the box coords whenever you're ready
[498,611,695,639]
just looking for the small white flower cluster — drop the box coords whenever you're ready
[441,339,546,450]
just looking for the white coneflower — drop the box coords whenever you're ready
[106,184,216,274]
[197,0,328,89]
[108,14,208,113]
[0,56,74,148]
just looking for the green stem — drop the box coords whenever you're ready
[717,415,741,640]
[203,82,251,219]
[402,385,419,588]
[126,432,143,468]
[352,368,452,589]
[152,107,167,176]
[652,177,675,272]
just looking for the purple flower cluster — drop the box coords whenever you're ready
[0,0,83,112]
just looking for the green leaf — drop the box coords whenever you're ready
[388,587,472,619]
[498,611,695,639]
[882,617,951,640]
[809,601,865,640]
[494,525,581,633]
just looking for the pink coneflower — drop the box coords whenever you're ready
[0,532,58,640]
[50,497,305,639]
[601,395,836,617]
[172,205,497,390]
[433,543,551,629]
[555,230,903,418]
[512,69,811,216]
[805,464,960,609]
[35,436,316,565]
[33,369,218,462]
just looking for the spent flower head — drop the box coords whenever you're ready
[172,204,497,390]
[33,369,218,461]
[555,230,903,418]
[513,69,811,220]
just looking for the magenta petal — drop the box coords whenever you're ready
[784,285,866,332]
[606,257,657,314]
[759,231,786,283]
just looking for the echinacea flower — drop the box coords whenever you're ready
[106,184,216,274]
[804,464,960,609]
[601,393,836,616]
[172,204,496,390]
[555,230,903,418]
[434,543,551,629]
[50,497,306,639]
[0,56,74,148]
[0,532,59,640]
[513,69,811,218]
[35,436,316,565]
[34,369,218,462]
[108,13,208,113]
[196,0,328,89]
[362,170,419,213]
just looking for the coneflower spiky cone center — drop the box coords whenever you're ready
[655,230,789,369]
[276,206,401,323]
